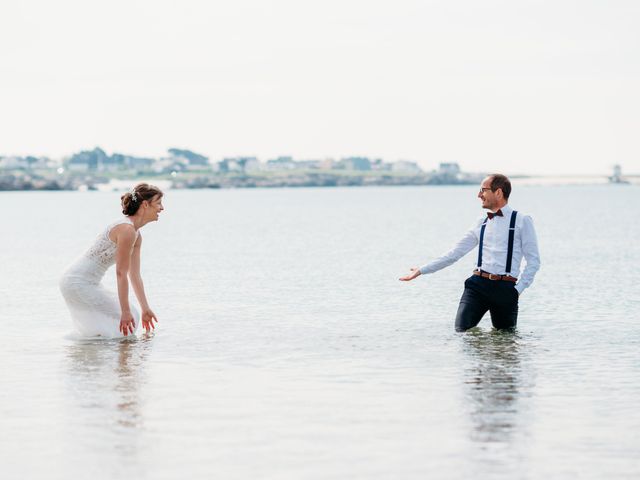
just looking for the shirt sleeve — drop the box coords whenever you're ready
[418,220,481,275]
[515,215,541,294]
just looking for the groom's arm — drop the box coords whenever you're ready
[515,215,541,295]
[418,227,479,275]
[400,220,481,282]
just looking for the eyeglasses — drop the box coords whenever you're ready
[479,187,493,194]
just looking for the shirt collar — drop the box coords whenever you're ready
[498,204,512,216]
[485,204,512,217]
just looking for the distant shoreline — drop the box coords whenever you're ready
[1,170,480,191]
[3,147,637,190]
[0,171,637,192]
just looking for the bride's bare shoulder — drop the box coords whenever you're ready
[109,222,136,244]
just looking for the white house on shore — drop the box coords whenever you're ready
[437,162,461,175]
[0,155,55,171]
[391,160,423,173]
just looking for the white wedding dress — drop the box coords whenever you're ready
[60,218,140,338]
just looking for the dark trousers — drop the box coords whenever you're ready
[455,275,519,332]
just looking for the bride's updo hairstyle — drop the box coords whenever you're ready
[121,183,164,216]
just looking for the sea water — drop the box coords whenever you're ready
[1,185,638,479]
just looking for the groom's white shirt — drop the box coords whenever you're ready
[418,204,541,295]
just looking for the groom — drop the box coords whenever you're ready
[400,174,541,331]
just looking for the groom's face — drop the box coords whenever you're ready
[478,177,498,210]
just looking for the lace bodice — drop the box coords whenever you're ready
[65,218,138,282]
[59,217,141,338]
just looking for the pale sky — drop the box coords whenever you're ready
[1,0,638,175]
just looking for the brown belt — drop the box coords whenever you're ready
[473,270,517,283]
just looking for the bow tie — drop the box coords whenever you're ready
[487,209,504,219]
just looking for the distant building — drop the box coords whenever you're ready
[218,156,258,173]
[295,159,324,170]
[167,148,209,170]
[67,148,109,171]
[392,160,422,173]
[370,159,391,171]
[100,154,125,172]
[243,157,262,172]
[613,164,622,177]
[438,163,460,175]
[266,156,297,171]
[340,157,372,171]
[0,156,30,170]
[428,161,468,184]
[318,158,335,170]
[66,149,157,172]
[126,156,155,171]
[609,164,628,184]
[154,157,187,174]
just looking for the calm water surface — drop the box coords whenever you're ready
[1,185,639,479]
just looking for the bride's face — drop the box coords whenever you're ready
[144,195,164,222]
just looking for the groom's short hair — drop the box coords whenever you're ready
[489,174,512,200]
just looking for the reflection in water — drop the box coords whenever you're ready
[65,336,153,435]
[460,329,532,444]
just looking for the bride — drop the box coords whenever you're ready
[60,183,164,337]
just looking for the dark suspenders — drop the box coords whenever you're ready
[477,210,518,273]
[476,217,488,269]
[505,211,518,274]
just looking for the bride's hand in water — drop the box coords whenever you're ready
[119,312,136,336]
[141,309,158,333]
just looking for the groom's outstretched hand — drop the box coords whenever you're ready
[141,309,158,333]
[399,267,421,282]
